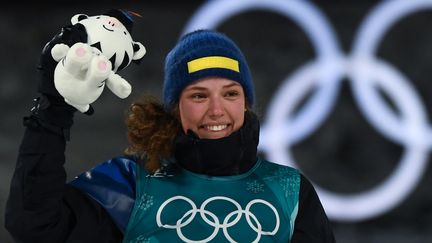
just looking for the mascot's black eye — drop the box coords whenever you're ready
[96,16,100,19]
[124,31,127,35]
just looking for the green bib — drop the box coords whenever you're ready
[123,158,300,243]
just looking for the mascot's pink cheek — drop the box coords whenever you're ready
[76,48,87,57]
[98,61,108,71]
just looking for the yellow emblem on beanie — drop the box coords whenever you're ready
[187,56,240,73]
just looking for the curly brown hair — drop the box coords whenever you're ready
[124,95,181,173]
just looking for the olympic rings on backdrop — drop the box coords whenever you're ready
[183,0,432,221]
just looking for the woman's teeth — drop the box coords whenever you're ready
[207,125,227,131]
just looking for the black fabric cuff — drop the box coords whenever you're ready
[23,115,71,141]
[24,95,76,140]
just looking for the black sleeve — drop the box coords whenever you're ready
[291,174,336,243]
[5,117,122,242]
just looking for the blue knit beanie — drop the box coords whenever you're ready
[162,29,255,109]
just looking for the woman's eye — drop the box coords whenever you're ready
[191,93,206,100]
[225,91,239,97]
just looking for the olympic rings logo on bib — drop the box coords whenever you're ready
[156,195,280,243]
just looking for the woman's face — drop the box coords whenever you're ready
[179,77,246,139]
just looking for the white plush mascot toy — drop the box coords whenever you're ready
[49,9,146,113]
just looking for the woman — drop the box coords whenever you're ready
[5,29,335,242]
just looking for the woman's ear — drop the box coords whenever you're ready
[171,105,181,121]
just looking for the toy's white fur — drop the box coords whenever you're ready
[52,43,132,112]
[51,12,145,113]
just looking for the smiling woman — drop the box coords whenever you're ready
[121,29,336,242]
[6,28,335,242]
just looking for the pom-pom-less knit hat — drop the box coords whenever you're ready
[162,29,255,109]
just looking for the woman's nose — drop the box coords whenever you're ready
[208,98,224,117]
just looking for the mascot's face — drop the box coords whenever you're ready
[72,14,145,72]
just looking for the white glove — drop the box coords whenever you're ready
[51,42,132,113]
